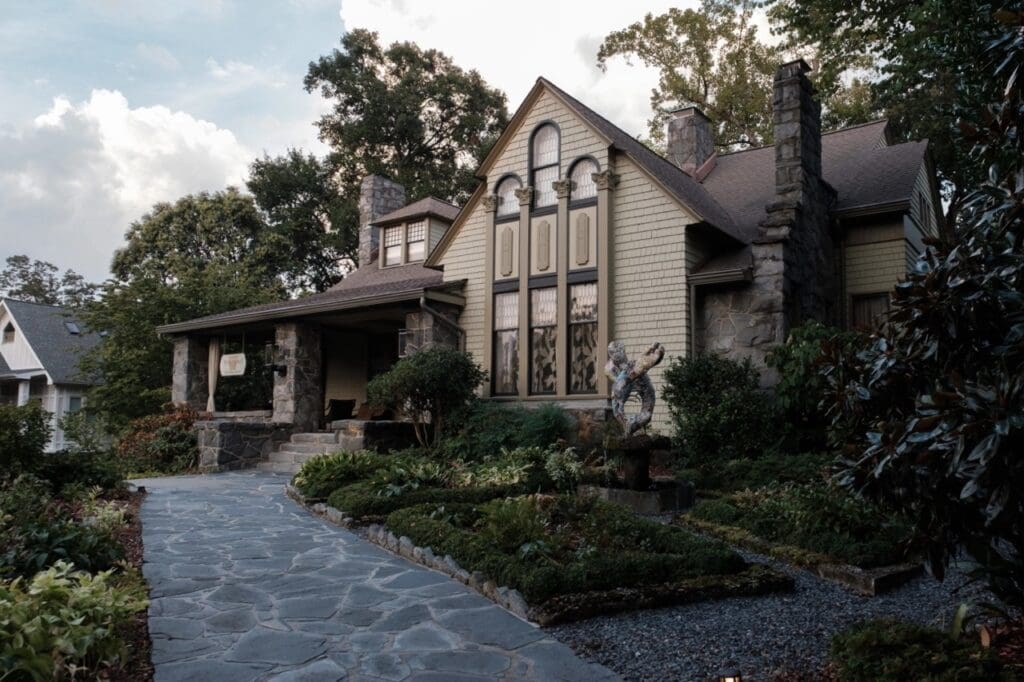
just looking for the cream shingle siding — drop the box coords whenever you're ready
[612,156,697,431]
[845,224,906,297]
[439,207,488,367]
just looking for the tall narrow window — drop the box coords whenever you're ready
[496,176,521,218]
[569,283,598,393]
[493,293,519,395]
[2,323,13,344]
[570,159,598,201]
[382,226,403,266]
[531,124,559,208]
[530,287,557,393]
[406,221,426,262]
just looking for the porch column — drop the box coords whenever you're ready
[16,380,30,406]
[554,177,572,396]
[594,168,619,396]
[171,336,208,410]
[272,322,322,432]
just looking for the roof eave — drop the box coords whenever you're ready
[834,198,910,219]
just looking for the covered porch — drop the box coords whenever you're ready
[159,282,465,472]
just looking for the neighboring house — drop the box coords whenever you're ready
[0,298,101,451]
[159,59,939,467]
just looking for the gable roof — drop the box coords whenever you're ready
[702,120,928,235]
[1,298,101,384]
[373,196,460,226]
[156,263,458,335]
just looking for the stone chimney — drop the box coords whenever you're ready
[769,59,822,212]
[666,106,716,179]
[358,175,406,267]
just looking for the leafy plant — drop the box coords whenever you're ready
[367,347,486,449]
[679,450,831,493]
[34,450,124,496]
[440,401,573,461]
[476,497,552,556]
[371,460,452,498]
[829,618,1009,681]
[114,404,198,474]
[291,450,382,499]
[0,561,148,680]
[662,353,778,465]
[544,447,583,492]
[0,402,52,473]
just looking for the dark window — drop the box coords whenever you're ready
[2,323,13,344]
[852,293,891,330]
[529,287,557,393]
[530,124,559,208]
[568,282,598,393]
[493,292,519,395]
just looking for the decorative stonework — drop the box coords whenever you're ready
[514,187,533,206]
[272,322,322,432]
[171,336,208,410]
[605,341,664,436]
[482,195,499,213]
[593,170,620,191]
[358,175,406,266]
[196,420,289,473]
[554,178,573,199]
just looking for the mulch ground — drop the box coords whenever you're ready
[107,489,153,682]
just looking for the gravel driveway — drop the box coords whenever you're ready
[137,472,619,682]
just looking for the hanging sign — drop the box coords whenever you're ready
[219,353,247,377]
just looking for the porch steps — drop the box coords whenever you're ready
[257,428,366,474]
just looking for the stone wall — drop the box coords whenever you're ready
[196,420,290,473]
[171,336,208,410]
[272,322,323,432]
[358,175,407,267]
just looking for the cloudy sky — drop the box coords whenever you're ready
[1,0,690,282]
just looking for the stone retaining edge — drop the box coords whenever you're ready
[283,482,533,622]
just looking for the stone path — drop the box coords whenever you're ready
[138,471,619,682]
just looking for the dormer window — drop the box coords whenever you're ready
[496,176,521,218]
[2,323,13,344]
[382,226,403,266]
[406,221,426,262]
[530,124,560,208]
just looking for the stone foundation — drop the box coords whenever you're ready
[196,420,291,473]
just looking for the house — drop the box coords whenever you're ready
[0,298,101,451]
[158,59,940,471]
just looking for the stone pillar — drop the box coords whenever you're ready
[594,169,619,396]
[272,322,322,432]
[171,336,208,410]
[358,175,407,267]
[404,303,461,352]
[667,107,715,178]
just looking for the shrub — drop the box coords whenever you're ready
[367,347,486,449]
[291,451,382,499]
[829,619,1009,681]
[0,561,148,680]
[680,451,832,492]
[544,446,583,492]
[767,321,861,450]
[35,450,124,496]
[115,405,197,473]
[440,401,572,461]
[661,353,777,465]
[327,483,523,520]
[0,402,51,472]
[370,459,453,497]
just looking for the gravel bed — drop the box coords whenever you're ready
[547,543,998,682]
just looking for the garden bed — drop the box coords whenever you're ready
[680,483,920,595]
[381,495,792,625]
[109,488,153,682]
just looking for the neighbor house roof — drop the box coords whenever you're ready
[1,298,100,384]
[156,263,461,335]
[372,196,460,226]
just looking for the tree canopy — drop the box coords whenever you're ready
[0,255,97,308]
[81,189,287,430]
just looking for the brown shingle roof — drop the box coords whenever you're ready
[373,196,460,226]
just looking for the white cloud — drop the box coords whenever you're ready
[206,58,287,88]
[0,90,251,280]
[136,42,180,71]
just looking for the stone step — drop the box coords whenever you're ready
[269,450,326,465]
[277,442,336,455]
[291,432,339,445]
[330,419,367,437]
[257,461,300,474]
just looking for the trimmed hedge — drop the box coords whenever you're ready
[688,482,912,568]
[385,496,747,604]
[678,451,831,493]
[327,483,525,520]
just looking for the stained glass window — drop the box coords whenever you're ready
[531,124,559,209]
[493,292,519,395]
[570,159,598,200]
[496,176,521,217]
[383,226,402,266]
[406,220,426,262]
[569,283,598,393]
[530,287,557,393]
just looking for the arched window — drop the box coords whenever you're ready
[530,124,559,208]
[495,176,521,218]
[569,158,599,200]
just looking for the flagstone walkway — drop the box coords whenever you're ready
[137,471,619,682]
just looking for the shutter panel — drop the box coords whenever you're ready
[536,220,551,272]
[500,226,514,277]
[576,213,590,266]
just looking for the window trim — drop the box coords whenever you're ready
[528,122,560,210]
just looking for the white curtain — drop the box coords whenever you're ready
[207,338,220,413]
